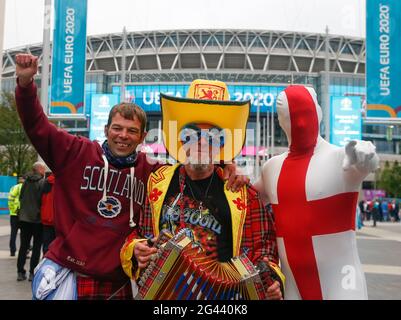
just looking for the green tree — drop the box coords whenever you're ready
[0,92,37,176]
[390,161,401,197]
[378,160,401,198]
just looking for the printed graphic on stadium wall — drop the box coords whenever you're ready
[89,94,120,143]
[0,176,17,215]
[366,0,401,118]
[330,96,362,147]
[50,0,87,115]
[112,84,285,113]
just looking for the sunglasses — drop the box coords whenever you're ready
[180,124,225,148]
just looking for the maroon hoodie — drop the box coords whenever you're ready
[15,81,160,281]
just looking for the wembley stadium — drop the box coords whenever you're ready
[1,29,399,182]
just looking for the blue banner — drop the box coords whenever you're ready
[0,176,17,215]
[112,84,285,113]
[50,0,88,115]
[330,96,362,147]
[366,0,401,118]
[89,94,120,142]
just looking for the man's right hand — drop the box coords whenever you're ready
[134,239,158,269]
[15,54,38,88]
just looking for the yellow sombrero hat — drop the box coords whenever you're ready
[160,79,250,163]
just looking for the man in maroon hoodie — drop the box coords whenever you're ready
[15,54,246,300]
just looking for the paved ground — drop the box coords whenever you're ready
[0,215,400,300]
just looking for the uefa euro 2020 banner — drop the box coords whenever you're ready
[50,0,87,116]
[366,0,401,118]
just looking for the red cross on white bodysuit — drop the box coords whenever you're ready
[272,86,358,300]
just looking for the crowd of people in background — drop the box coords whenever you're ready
[7,162,56,281]
[358,198,400,228]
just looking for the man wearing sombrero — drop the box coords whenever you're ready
[120,79,285,300]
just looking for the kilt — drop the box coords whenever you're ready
[77,275,133,300]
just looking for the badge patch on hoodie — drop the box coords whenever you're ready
[97,196,122,218]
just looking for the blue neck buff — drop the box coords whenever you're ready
[102,140,138,169]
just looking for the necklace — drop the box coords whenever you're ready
[186,170,215,217]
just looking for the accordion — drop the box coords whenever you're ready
[136,228,274,300]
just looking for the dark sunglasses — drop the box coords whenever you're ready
[179,124,225,148]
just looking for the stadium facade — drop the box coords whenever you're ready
[1,29,400,182]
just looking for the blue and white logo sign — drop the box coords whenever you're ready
[330,96,362,147]
[97,196,122,219]
[0,176,17,215]
[89,94,120,142]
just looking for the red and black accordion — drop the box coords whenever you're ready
[136,228,273,300]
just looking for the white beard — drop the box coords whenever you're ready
[189,163,210,172]
[186,142,220,166]
[187,152,211,165]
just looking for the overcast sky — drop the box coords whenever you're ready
[3,0,366,50]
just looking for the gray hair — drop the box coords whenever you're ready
[32,162,46,174]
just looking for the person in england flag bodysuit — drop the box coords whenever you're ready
[255,85,379,300]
